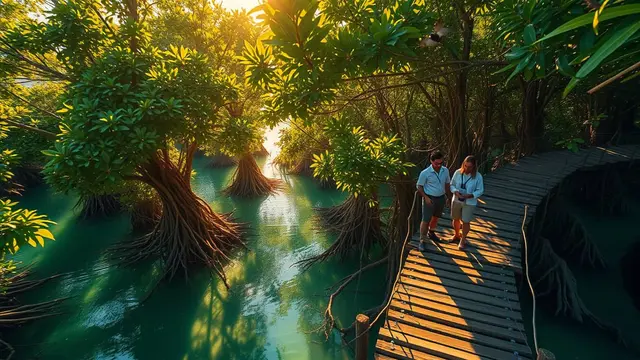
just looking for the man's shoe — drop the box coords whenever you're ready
[428,230,440,242]
[418,241,426,251]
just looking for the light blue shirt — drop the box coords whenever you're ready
[417,165,450,197]
[450,169,484,206]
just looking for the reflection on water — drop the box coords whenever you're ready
[6,127,384,359]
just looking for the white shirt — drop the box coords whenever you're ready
[416,165,450,197]
[450,169,484,206]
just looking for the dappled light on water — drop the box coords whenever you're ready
[5,131,385,359]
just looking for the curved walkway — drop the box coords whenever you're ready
[375,145,640,360]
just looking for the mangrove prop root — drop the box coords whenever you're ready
[530,236,625,345]
[208,153,237,168]
[224,153,282,198]
[297,195,386,270]
[0,267,67,359]
[75,194,122,220]
[317,257,388,339]
[543,198,606,269]
[0,164,43,197]
[130,197,162,234]
[109,154,247,283]
[564,167,631,216]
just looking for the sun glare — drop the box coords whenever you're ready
[220,0,262,11]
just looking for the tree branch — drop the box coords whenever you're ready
[0,84,64,121]
[3,119,56,140]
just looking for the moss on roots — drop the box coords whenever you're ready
[224,153,282,198]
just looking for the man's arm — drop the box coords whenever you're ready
[418,185,432,205]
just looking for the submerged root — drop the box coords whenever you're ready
[0,266,66,359]
[564,166,631,216]
[530,236,624,345]
[543,198,606,269]
[224,153,282,198]
[109,156,247,284]
[75,194,122,220]
[130,197,162,234]
[0,164,44,197]
[297,195,386,270]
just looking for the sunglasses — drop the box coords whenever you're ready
[432,160,444,166]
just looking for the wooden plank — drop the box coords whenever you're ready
[428,226,521,250]
[486,174,553,190]
[437,217,523,240]
[414,241,521,270]
[399,275,520,310]
[378,326,489,360]
[376,338,448,360]
[474,206,529,224]
[392,292,524,334]
[496,168,565,184]
[483,178,550,195]
[416,232,522,259]
[403,259,519,293]
[411,238,521,267]
[481,192,540,207]
[407,250,513,278]
[477,196,530,214]
[482,182,549,198]
[440,212,524,235]
[401,267,520,302]
[406,253,516,285]
[386,309,532,357]
[381,321,520,360]
[395,284,523,324]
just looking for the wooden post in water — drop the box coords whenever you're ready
[536,348,556,360]
[355,314,370,360]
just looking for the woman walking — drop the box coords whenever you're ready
[449,155,484,250]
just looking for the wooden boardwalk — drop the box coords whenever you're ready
[375,145,640,360]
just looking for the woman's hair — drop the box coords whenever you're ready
[460,155,478,177]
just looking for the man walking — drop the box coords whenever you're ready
[416,150,450,251]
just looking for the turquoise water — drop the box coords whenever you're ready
[7,135,387,359]
[7,131,640,359]
[520,201,640,359]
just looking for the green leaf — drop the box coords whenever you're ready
[492,62,517,75]
[524,0,537,20]
[576,21,640,79]
[523,24,536,45]
[579,30,596,56]
[537,5,640,42]
[507,53,533,83]
[562,77,580,97]
[557,54,575,76]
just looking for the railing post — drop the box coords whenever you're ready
[355,313,370,360]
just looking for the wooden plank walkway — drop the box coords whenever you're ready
[375,145,640,360]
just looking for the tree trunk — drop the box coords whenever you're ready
[225,153,281,197]
[519,80,546,155]
[113,154,245,282]
[450,9,474,167]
